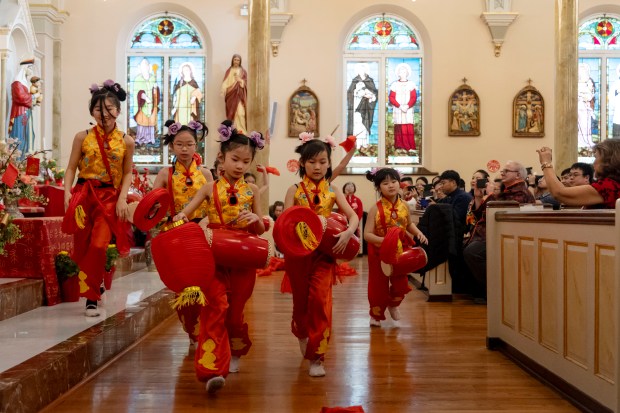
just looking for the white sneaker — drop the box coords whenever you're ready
[229,356,240,373]
[85,300,100,317]
[309,359,325,377]
[369,317,381,327]
[388,306,401,321]
[298,337,308,357]
[205,376,225,394]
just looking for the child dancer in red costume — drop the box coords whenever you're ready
[283,137,359,377]
[175,119,265,393]
[153,120,213,347]
[363,168,427,327]
[63,80,134,317]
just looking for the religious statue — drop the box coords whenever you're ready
[221,54,248,133]
[9,58,36,155]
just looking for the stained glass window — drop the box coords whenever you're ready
[348,16,419,51]
[130,16,202,49]
[578,16,620,161]
[127,15,205,166]
[344,15,423,171]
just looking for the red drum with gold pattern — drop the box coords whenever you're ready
[204,227,272,269]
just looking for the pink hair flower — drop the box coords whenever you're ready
[89,83,99,94]
[299,132,314,143]
[103,79,115,88]
[322,135,336,148]
[218,124,233,141]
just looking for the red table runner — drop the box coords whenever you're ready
[0,217,73,305]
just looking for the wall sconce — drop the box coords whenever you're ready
[240,2,248,16]
[481,0,518,57]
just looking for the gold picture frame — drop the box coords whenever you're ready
[288,81,319,137]
[448,82,480,136]
[512,84,544,137]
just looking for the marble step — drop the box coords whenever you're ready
[0,271,173,413]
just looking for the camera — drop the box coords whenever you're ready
[422,184,433,198]
[476,178,489,189]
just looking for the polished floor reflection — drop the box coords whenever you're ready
[43,259,577,412]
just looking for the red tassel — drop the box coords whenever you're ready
[339,135,357,152]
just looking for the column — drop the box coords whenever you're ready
[554,0,578,169]
[0,51,7,143]
[248,0,270,210]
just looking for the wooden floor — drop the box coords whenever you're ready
[44,258,578,413]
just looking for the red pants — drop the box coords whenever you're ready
[73,187,118,301]
[367,244,412,321]
[219,266,256,357]
[194,280,230,382]
[176,303,201,342]
[285,252,335,361]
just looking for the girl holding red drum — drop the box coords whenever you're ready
[152,120,212,348]
[363,168,427,328]
[174,120,265,391]
[63,80,134,317]
[282,137,359,377]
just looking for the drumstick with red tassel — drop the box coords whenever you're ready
[256,165,280,176]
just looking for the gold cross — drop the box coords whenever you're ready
[301,78,307,87]
[461,77,468,84]
[527,78,533,86]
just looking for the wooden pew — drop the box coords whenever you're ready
[486,199,619,412]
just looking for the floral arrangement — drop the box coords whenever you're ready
[130,165,152,195]
[0,206,23,256]
[0,139,48,205]
[105,244,120,272]
[40,157,65,182]
[54,251,79,283]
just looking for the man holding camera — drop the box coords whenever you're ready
[463,161,534,303]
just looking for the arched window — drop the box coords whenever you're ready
[127,15,206,166]
[343,15,423,172]
[577,15,620,161]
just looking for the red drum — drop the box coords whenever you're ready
[204,227,272,269]
[151,221,216,308]
[380,247,427,277]
[273,206,325,257]
[379,227,413,265]
[132,188,171,231]
[317,212,360,262]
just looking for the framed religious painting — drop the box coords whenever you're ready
[448,82,480,136]
[512,83,544,137]
[288,82,319,137]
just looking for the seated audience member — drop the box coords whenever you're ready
[527,175,546,198]
[535,175,561,210]
[560,167,571,186]
[437,170,473,225]
[537,139,620,208]
[469,169,490,197]
[492,178,503,196]
[400,176,418,213]
[437,170,474,294]
[568,162,594,187]
[269,200,284,221]
[414,176,428,199]
[432,179,446,201]
[463,160,535,303]
[342,182,364,236]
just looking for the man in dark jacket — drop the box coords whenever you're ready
[436,170,473,294]
[463,161,535,303]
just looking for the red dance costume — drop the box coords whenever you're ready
[205,177,257,360]
[71,126,129,301]
[285,177,337,362]
[368,197,413,321]
[166,159,210,345]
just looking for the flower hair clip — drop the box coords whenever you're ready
[89,83,99,94]
[218,124,234,142]
[368,167,381,176]
[167,122,182,135]
[299,132,314,143]
[249,131,265,149]
[322,135,336,148]
[188,120,203,132]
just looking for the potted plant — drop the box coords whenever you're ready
[52,167,65,186]
[104,244,120,290]
[54,251,80,302]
